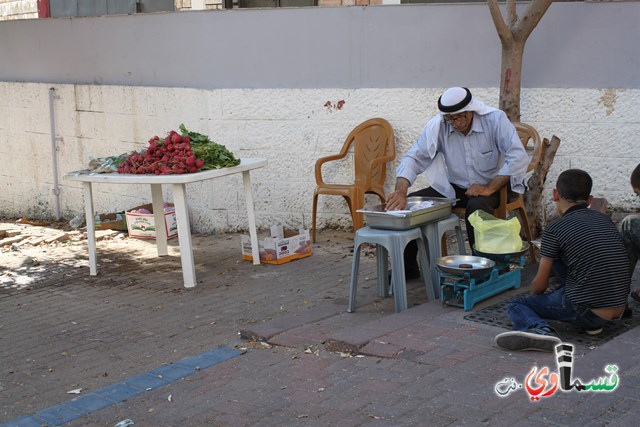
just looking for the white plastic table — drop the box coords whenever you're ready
[64,158,267,288]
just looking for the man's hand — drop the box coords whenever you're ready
[386,191,407,211]
[386,178,410,211]
[465,184,493,197]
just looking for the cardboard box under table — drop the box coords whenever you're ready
[126,203,178,239]
[241,226,311,264]
[94,212,127,231]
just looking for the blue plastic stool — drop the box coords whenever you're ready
[347,226,433,313]
[421,213,467,298]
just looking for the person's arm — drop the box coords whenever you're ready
[495,113,529,193]
[389,118,440,210]
[386,177,411,210]
[530,256,554,295]
[466,175,509,197]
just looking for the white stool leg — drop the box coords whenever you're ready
[423,223,440,300]
[415,236,434,301]
[347,241,363,313]
[456,223,467,255]
[376,245,390,297]
[391,238,408,313]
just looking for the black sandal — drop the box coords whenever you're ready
[631,290,640,303]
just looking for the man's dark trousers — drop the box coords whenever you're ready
[403,184,503,270]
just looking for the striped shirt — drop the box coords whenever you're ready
[540,205,631,308]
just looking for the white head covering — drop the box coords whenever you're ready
[438,87,497,116]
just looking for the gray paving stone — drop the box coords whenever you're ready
[2,227,640,426]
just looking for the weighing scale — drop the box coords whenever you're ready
[436,243,529,311]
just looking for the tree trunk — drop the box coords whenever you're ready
[525,135,561,238]
[488,0,553,121]
[499,41,525,122]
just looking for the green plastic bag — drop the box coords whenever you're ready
[468,210,522,254]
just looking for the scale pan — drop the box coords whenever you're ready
[473,242,530,260]
[435,255,495,277]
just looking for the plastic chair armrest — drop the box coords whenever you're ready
[315,153,348,186]
[494,185,509,219]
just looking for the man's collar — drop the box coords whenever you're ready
[562,203,589,216]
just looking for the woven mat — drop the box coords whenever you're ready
[464,296,640,347]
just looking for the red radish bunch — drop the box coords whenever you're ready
[117,130,205,175]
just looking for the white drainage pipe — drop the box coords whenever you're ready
[49,87,62,220]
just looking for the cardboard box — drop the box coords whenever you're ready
[94,212,127,231]
[241,225,311,265]
[125,203,178,239]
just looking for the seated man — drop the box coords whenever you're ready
[622,163,640,301]
[495,169,631,352]
[386,87,529,278]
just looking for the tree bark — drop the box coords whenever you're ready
[524,135,561,238]
[499,42,525,122]
[487,0,553,121]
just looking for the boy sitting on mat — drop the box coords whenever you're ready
[495,169,631,352]
[621,163,640,303]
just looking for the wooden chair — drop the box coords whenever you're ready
[493,122,542,260]
[312,118,395,243]
[448,122,542,260]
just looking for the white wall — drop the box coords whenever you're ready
[0,82,637,233]
[1,3,639,232]
[0,0,36,21]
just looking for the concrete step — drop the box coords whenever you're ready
[240,280,437,356]
[240,263,539,358]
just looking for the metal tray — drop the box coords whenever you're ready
[357,196,454,230]
[436,255,496,277]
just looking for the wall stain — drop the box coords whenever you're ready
[324,100,346,112]
[598,88,618,116]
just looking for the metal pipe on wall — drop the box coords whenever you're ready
[49,87,62,220]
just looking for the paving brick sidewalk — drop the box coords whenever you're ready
[1,226,639,426]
